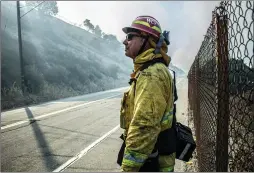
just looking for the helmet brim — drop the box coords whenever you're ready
[122,27,129,34]
[122,27,141,34]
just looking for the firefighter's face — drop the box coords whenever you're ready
[123,32,144,59]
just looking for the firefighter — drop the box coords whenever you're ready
[118,15,176,172]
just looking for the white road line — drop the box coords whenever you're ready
[1,87,128,115]
[1,94,122,130]
[53,124,120,172]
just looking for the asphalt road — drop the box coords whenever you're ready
[1,77,188,172]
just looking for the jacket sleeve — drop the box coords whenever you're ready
[121,71,167,172]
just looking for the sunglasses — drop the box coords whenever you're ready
[126,33,142,41]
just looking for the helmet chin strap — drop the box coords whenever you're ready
[137,35,149,56]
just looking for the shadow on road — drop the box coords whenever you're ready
[25,107,60,171]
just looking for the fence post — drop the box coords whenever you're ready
[194,58,201,171]
[215,10,230,172]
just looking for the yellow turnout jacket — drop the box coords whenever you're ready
[120,48,176,172]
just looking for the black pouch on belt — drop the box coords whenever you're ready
[117,134,125,166]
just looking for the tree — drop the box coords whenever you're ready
[83,19,95,32]
[103,34,118,42]
[83,19,90,26]
[94,25,102,37]
[25,1,59,16]
[103,34,121,48]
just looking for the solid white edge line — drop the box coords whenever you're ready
[1,87,129,115]
[1,94,122,130]
[53,124,120,172]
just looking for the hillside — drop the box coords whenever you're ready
[1,1,186,110]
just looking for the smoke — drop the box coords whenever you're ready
[171,1,220,72]
[57,1,170,40]
[57,1,220,72]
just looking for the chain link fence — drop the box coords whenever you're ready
[187,1,253,171]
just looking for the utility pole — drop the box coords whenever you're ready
[17,1,26,95]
